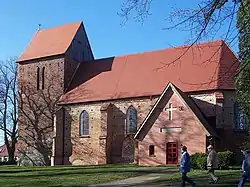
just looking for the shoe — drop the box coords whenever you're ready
[214,177,220,184]
[192,182,196,187]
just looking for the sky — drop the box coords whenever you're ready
[0,0,239,144]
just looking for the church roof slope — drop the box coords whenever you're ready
[134,82,218,141]
[59,40,238,105]
[17,22,82,62]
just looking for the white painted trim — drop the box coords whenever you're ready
[134,82,173,139]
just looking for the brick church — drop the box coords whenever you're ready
[17,22,248,166]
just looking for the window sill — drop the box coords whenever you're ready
[79,135,90,138]
[126,132,136,135]
[149,155,156,157]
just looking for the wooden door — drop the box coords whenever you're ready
[166,142,178,164]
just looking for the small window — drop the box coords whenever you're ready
[234,102,248,131]
[36,67,40,90]
[149,145,155,156]
[80,110,89,136]
[42,67,45,90]
[126,106,138,133]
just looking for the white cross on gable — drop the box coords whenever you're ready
[165,103,177,120]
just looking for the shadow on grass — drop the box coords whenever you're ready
[0,165,178,179]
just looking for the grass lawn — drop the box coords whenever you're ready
[0,164,249,187]
[0,164,174,187]
[148,169,250,187]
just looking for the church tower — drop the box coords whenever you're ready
[17,22,94,165]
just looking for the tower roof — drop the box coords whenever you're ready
[17,22,82,62]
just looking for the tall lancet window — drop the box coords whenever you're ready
[36,67,40,90]
[42,67,45,90]
[126,106,137,133]
[80,110,89,136]
[234,102,247,131]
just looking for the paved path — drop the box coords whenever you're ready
[88,169,178,187]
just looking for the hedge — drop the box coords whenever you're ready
[218,151,234,169]
[190,153,207,169]
[190,151,236,170]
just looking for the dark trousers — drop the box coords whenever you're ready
[181,172,195,187]
[238,173,248,187]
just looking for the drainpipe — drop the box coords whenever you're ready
[62,107,65,165]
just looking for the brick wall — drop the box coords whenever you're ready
[18,56,66,165]
[64,97,158,165]
[138,91,207,166]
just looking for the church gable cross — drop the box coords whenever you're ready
[165,103,177,120]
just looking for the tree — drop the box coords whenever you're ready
[235,0,250,121]
[0,58,18,164]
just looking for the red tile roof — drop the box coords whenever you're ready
[17,22,82,62]
[59,40,239,105]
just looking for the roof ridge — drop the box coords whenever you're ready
[106,39,226,59]
[63,22,82,54]
[39,21,82,32]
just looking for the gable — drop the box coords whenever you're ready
[59,40,238,105]
[17,22,82,62]
[134,83,218,141]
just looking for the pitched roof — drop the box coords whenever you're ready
[59,40,238,105]
[134,82,218,141]
[17,22,82,62]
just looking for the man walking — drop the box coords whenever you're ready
[238,148,250,187]
[180,145,196,187]
[207,145,219,184]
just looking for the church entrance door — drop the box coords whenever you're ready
[166,142,178,164]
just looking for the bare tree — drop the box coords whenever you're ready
[119,0,246,66]
[120,0,242,42]
[0,58,18,164]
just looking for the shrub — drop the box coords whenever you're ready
[218,151,234,169]
[191,153,207,170]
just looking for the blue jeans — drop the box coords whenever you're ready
[238,173,248,187]
[181,172,195,187]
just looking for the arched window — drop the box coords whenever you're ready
[80,110,89,136]
[36,67,40,90]
[42,67,45,90]
[234,102,247,131]
[126,106,137,133]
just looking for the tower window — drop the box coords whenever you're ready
[36,67,40,90]
[42,67,45,90]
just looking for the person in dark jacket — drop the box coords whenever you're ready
[238,149,250,187]
[180,145,196,187]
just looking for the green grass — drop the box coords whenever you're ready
[147,169,250,186]
[0,165,249,187]
[0,164,174,187]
